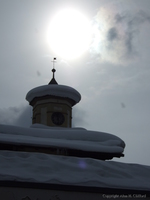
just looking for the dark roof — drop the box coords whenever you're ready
[0,181,150,195]
[0,142,124,160]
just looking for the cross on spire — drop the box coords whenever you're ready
[52,57,56,78]
[48,57,58,85]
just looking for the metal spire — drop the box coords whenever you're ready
[49,57,58,85]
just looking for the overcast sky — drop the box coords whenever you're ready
[0,0,150,165]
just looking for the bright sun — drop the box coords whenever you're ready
[48,8,91,59]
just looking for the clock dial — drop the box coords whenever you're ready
[51,112,65,125]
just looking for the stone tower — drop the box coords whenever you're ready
[26,59,81,127]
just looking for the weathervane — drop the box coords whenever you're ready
[52,57,56,78]
[49,57,58,85]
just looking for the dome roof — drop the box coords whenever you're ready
[26,84,81,106]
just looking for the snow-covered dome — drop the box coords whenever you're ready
[26,84,81,106]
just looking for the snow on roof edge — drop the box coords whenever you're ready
[26,84,81,105]
[0,124,125,154]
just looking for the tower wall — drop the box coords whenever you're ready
[32,97,72,127]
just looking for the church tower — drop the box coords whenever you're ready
[26,58,81,128]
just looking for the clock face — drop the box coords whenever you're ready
[51,112,65,125]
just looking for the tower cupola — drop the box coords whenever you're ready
[26,59,81,127]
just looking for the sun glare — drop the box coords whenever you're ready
[48,8,91,59]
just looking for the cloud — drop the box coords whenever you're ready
[107,27,118,41]
[72,107,87,127]
[0,107,21,125]
[13,106,32,127]
[0,104,86,128]
[114,10,150,56]
[90,6,150,64]
[0,105,31,127]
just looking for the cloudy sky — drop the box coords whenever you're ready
[0,0,150,165]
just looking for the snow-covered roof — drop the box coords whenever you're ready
[26,84,81,106]
[0,124,125,154]
[0,150,150,191]
[0,124,149,191]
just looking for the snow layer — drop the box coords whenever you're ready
[0,150,150,190]
[26,84,81,105]
[0,124,125,153]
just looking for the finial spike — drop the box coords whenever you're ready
[49,57,58,85]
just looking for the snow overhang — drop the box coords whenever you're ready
[0,124,125,158]
[26,85,81,106]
